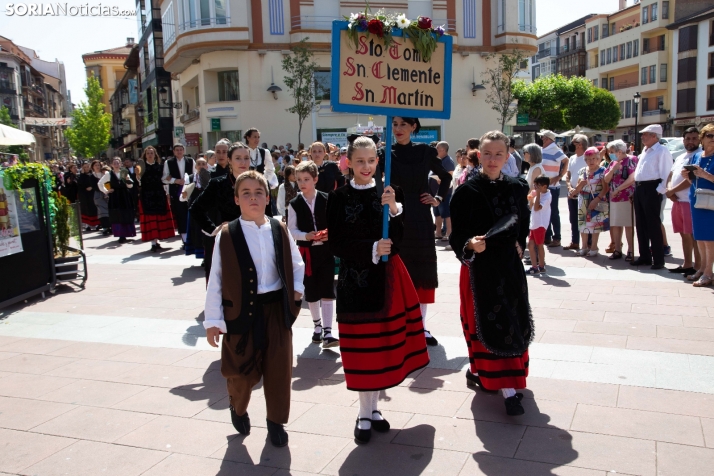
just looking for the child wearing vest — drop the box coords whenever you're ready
[204,171,305,447]
[287,161,338,348]
[326,136,429,444]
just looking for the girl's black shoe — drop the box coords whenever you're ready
[425,331,438,346]
[312,332,323,344]
[504,393,525,416]
[465,369,498,394]
[118,237,127,243]
[370,411,390,433]
[266,419,288,447]
[150,244,158,252]
[354,418,372,444]
[230,407,250,435]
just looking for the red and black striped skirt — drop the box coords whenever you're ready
[338,255,430,391]
[415,287,435,304]
[459,264,528,391]
[81,214,100,227]
[138,199,175,242]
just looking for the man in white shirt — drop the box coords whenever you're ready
[163,144,195,245]
[538,130,569,247]
[563,134,589,250]
[244,128,279,216]
[631,124,673,269]
[665,127,702,275]
[502,153,520,178]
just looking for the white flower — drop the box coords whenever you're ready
[396,14,410,29]
[349,13,359,22]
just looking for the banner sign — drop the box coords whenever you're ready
[331,20,452,119]
[411,129,438,144]
[24,117,72,126]
[0,186,23,258]
[320,132,348,147]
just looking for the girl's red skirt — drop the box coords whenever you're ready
[81,214,100,227]
[338,255,430,391]
[415,287,435,304]
[459,264,528,391]
[138,198,175,242]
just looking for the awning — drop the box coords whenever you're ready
[0,124,36,146]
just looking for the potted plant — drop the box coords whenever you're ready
[51,192,81,280]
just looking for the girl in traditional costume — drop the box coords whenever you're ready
[137,146,175,252]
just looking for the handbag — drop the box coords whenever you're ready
[694,157,714,211]
[583,169,608,213]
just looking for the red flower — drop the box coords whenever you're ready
[417,16,432,29]
[367,19,384,37]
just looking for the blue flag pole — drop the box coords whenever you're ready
[381,115,393,262]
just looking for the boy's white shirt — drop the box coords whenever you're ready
[287,191,323,245]
[203,217,306,333]
[529,189,552,230]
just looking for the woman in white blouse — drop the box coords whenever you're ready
[524,144,545,190]
[99,157,136,243]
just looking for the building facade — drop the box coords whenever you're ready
[530,14,596,81]
[156,0,537,153]
[109,46,144,160]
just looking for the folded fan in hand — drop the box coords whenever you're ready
[483,214,518,239]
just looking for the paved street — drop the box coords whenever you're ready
[1,196,714,476]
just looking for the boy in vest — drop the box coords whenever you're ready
[287,161,339,348]
[204,171,305,447]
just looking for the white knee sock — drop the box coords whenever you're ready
[308,301,322,334]
[420,303,431,337]
[501,388,516,399]
[322,300,334,338]
[358,392,373,429]
[152,239,158,245]
[371,391,384,421]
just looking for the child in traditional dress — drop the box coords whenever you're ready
[326,136,429,444]
[287,161,338,348]
[204,171,305,447]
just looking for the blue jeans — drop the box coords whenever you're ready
[545,185,561,241]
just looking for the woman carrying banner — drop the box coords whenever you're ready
[378,117,452,346]
[449,131,533,416]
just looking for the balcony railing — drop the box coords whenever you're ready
[559,44,584,55]
[177,17,230,33]
[0,80,16,93]
[180,108,200,124]
[537,48,556,60]
[643,109,666,117]
[616,80,639,90]
[290,15,456,32]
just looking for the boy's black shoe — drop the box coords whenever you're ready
[312,332,323,344]
[505,393,525,416]
[267,419,288,447]
[354,418,372,444]
[322,336,340,348]
[370,411,390,433]
[465,369,498,394]
[230,407,250,435]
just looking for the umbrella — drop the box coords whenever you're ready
[556,126,604,138]
[0,123,36,146]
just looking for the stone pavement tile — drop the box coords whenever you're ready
[612,286,679,297]
[113,387,224,418]
[659,295,714,308]
[292,357,343,380]
[0,336,26,346]
[0,353,76,375]
[631,303,708,317]
[0,337,75,355]
[628,336,714,356]
[288,403,413,441]
[603,311,683,327]
[560,301,627,313]
[633,280,684,289]
[193,395,312,429]
[47,342,134,360]
[617,386,714,419]
[529,343,593,363]
[0,352,19,361]
[36,378,148,407]
[290,378,358,406]
[212,428,350,473]
[0,427,76,474]
[682,315,714,328]
[116,415,237,456]
[576,279,636,288]
[538,291,590,302]
[515,427,655,475]
[141,453,276,476]
[525,377,619,407]
[532,308,604,322]
[539,331,628,349]
[170,350,221,369]
[530,298,564,309]
[459,453,607,476]
[0,396,75,430]
[689,354,714,374]
[573,321,656,337]
[182,369,229,394]
[352,385,470,418]
[426,314,467,338]
[393,412,525,455]
[589,347,690,372]
[586,293,657,304]
[657,325,714,342]
[656,442,714,476]
[273,470,320,476]
[534,318,578,332]
[45,358,141,380]
[321,436,469,476]
[550,361,656,387]
[110,363,207,388]
[571,404,704,446]
[107,346,200,365]
[32,406,158,443]
[678,287,714,298]
[655,368,714,394]
[0,373,74,399]
[401,367,468,392]
[455,393,576,430]
[702,418,714,448]
[19,439,168,476]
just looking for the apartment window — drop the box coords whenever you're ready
[607,48,612,64]
[464,0,477,38]
[627,41,632,58]
[613,47,618,63]
[588,28,592,43]
[603,24,609,38]
[611,23,616,36]
[217,70,239,101]
[163,3,176,47]
[641,67,648,85]
[532,64,540,79]
[678,57,697,82]
[679,25,698,52]
[662,1,669,19]
[179,0,228,30]
[634,39,639,57]
[677,88,696,113]
[650,65,656,84]
[497,0,506,34]
[711,21,714,46]
[595,53,599,66]
[518,0,535,33]
[619,101,625,119]
[709,53,714,79]
[651,3,658,21]
[594,25,598,40]
[658,34,666,51]
[660,63,667,82]
[620,44,625,61]
[625,100,632,118]
[642,97,649,112]
[610,77,615,91]
[643,6,649,24]
[593,78,598,88]
[268,0,284,35]
[313,70,330,101]
[601,51,605,66]
[708,84,714,110]
[643,38,650,54]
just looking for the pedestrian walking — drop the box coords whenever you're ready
[99,157,136,243]
[137,146,174,252]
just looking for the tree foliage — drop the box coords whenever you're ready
[281,38,320,146]
[481,50,528,132]
[64,75,111,159]
[0,105,14,127]
[566,87,622,131]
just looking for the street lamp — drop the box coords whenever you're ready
[633,92,641,154]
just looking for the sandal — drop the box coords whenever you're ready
[687,271,704,282]
[527,266,541,275]
[440,235,450,241]
[609,250,623,260]
[693,275,713,287]
[605,244,616,253]
[625,252,634,261]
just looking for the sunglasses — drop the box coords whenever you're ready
[704,133,714,140]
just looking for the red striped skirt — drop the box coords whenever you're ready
[416,287,435,304]
[338,255,430,391]
[138,199,175,242]
[81,214,100,227]
[459,264,528,391]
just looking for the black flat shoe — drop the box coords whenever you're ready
[425,331,438,346]
[118,237,127,243]
[504,393,525,416]
[150,244,158,253]
[312,332,323,344]
[651,263,665,270]
[465,369,498,394]
[683,268,698,277]
[630,258,652,266]
[354,418,372,444]
[230,407,250,435]
[669,265,688,273]
[370,411,390,433]
[266,419,288,447]
[322,336,340,348]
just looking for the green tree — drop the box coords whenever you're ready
[566,87,621,131]
[281,38,320,145]
[0,105,29,160]
[512,74,594,131]
[64,75,111,159]
[481,50,528,132]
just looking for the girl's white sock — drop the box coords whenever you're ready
[371,391,384,421]
[357,392,373,430]
[321,300,334,338]
[501,388,516,399]
[420,303,432,337]
[308,301,322,334]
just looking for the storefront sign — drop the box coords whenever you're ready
[174,127,185,137]
[411,129,439,144]
[321,132,348,147]
[516,113,529,126]
[24,117,72,126]
[0,186,23,258]
[211,118,221,131]
[185,133,200,147]
[331,21,452,119]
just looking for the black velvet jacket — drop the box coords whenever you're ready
[327,182,404,316]
[189,174,241,235]
[140,162,168,215]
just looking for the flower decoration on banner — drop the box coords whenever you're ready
[345,8,447,63]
